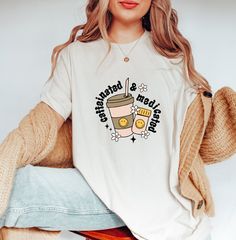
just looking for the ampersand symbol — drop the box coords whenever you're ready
[130,83,137,91]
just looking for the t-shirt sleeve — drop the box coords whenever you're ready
[172,63,198,124]
[40,47,72,121]
[171,59,198,93]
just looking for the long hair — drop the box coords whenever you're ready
[48,0,211,93]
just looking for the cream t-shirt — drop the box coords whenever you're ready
[40,29,212,240]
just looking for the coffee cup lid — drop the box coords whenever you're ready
[106,93,134,108]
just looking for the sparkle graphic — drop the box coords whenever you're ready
[131,135,136,142]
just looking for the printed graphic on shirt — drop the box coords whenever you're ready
[94,77,161,143]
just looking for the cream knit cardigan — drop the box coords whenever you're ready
[0,87,235,219]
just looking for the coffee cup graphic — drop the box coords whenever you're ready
[106,93,134,137]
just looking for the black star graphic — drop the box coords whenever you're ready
[131,135,136,143]
[105,124,109,129]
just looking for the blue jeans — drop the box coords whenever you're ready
[0,164,126,231]
[0,164,213,239]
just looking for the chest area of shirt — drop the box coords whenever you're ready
[74,64,178,144]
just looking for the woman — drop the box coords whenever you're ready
[0,0,221,239]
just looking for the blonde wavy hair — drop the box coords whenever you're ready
[48,0,212,93]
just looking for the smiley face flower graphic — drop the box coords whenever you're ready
[111,132,121,142]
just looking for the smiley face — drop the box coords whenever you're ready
[135,119,145,129]
[119,117,128,127]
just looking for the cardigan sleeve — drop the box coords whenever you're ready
[199,86,236,164]
[0,101,73,217]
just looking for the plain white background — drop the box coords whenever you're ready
[0,1,235,239]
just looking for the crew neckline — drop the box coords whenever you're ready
[105,29,150,48]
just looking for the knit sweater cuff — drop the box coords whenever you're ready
[200,86,236,164]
